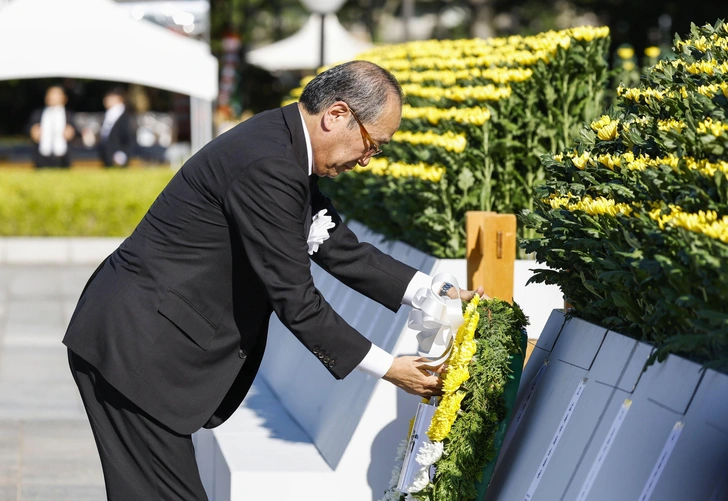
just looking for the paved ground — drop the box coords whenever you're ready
[0,264,106,501]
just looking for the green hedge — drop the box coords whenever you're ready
[0,169,174,236]
[522,21,728,371]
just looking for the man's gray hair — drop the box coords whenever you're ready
[299,61,403,127]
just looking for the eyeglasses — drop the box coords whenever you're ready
[345,104,382,157]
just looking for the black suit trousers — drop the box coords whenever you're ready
[68,349,208,501]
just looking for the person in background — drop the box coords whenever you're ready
[98,88,135,167]
[28,85,76,168]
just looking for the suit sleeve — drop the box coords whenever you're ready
[309,179,418,312]
[223,159,372,379]
[121,113,135,153]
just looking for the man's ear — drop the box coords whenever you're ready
[322,101,349,131]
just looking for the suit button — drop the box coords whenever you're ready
[329,360,336,368]
[238,349,247,360]
[318,352,324,359]
[323,356,330,363]
[313,346,320,355]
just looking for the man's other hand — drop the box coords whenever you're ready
[446,285,489,301]
[383,356,444,398]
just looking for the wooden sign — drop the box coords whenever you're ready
[465,211,516,303]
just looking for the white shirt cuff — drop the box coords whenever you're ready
[356,271,434,379]
[401,271,433,307]
[357,343,394,379]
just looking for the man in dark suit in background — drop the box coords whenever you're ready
[98,87,135,167]
[64,61,481,500]
[27,85,76,168]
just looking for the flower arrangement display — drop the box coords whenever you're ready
[287,27,610,258]
[522,20,728,371]
[380,296,528,501]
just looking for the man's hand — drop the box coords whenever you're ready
[30,124,41,143]
[383,356,444,398]
[445,285,489,301]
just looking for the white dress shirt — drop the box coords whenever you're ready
[39,106,68,157]
[298,106,433,379]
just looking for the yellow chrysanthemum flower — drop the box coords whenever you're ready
[597,121,619,140]
[598,154,620,170]
[644,46,661,58]
[649,206,728,244]
[617,46,635,59]
[393,130,468,153]
[697,117,728,137]
[570,151,591,170]
[428,391,467,442]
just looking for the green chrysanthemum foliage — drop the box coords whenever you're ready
[522,20,728,372]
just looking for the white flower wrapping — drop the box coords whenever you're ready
[307,209,335,255]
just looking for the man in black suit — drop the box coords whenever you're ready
[64,61,481,500]
[98,88,135,167]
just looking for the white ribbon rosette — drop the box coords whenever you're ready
[407,273,465,368]
[307,209,335,255]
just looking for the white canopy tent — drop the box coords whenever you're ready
[0,0,218,154]
[247,13,372,72]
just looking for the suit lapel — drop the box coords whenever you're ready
[304,176,317,237]
[281,103,314,238]
[281,103,309,178]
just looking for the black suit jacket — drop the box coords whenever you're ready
[99,111,135,166]
[63,103,417,434]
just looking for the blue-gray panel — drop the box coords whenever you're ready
[533,380,621,500]
[588,331,637,390]
[550,316,607,370]
[647,370,728,501]
[617,341,654,394]
[638,353,703,415]
[534,309,566,352]
[581,399,688,500]
[484,361,588,501]
[486,324,727,501]
[700,370,728,435]
[560,391,635,501]
[496,353,550,474]
[519,346,549,393]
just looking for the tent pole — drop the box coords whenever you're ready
[320,13,325,69]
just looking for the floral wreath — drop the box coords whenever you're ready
[380,295,527,501]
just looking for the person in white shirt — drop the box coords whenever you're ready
[28,86,76,168]
[98,88,135,167]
